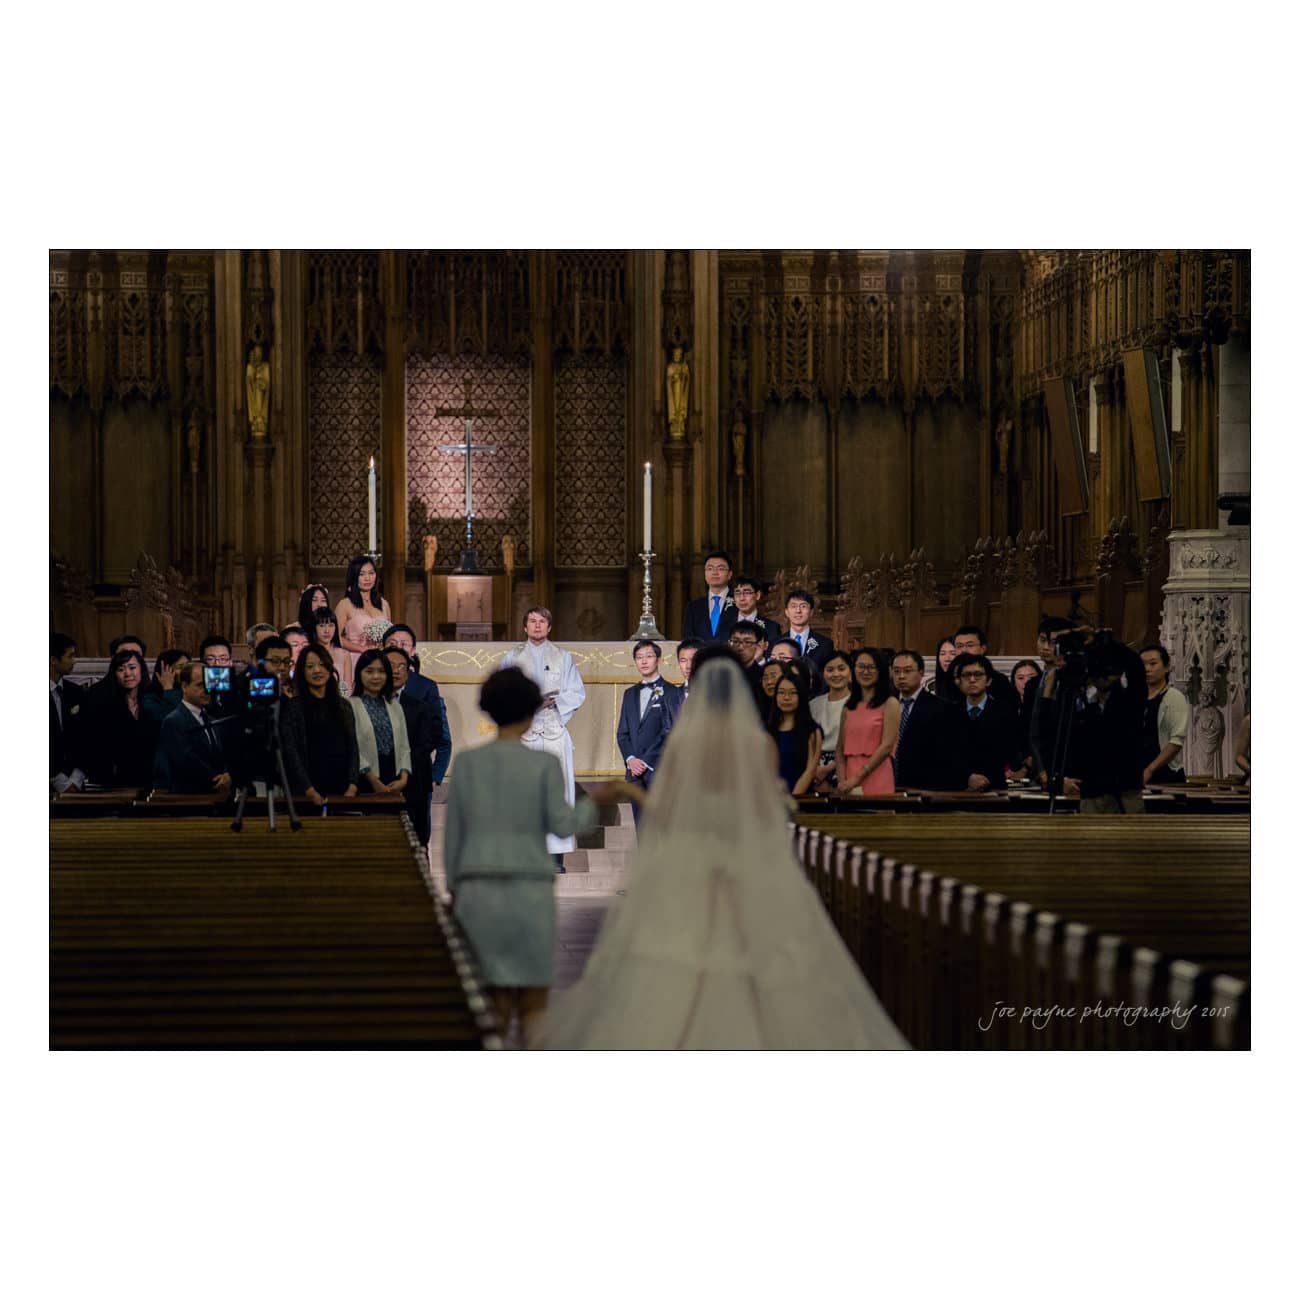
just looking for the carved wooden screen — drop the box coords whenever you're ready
[555,353,627,568]
[405,354,531,569]
[308,352,382,567]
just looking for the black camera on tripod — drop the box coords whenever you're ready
[1053,628,1128,689]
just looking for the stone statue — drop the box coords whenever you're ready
[1193,689,1225,777]
[245,344,270,438]
[422,533,438,573]
[186,418,201,475]
[666,346,690,439]
[501,534,516,577]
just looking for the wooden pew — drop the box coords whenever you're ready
[50,815,498,1049]
[793,814,1249,1050]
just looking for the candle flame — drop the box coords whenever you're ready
[644,461,651,470]
[368,456,375,471]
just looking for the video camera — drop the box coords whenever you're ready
[1053,628,1128,689]
[204,658,284,787]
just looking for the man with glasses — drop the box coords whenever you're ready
[681,551,737,643]
[951,624,1016,705]
[731,576,780,653]
[952,652,1020,791]
[728,621,768,700]
[889,648,966,791]
[257,637,296,698]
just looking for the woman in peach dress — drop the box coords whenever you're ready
[836,646,901,796]
[310,607,354,694]
[334,554,392,675]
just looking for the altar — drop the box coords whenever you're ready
[415,641,685,778]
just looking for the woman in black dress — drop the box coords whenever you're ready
[281,645,360,805]
[83,649,158,788]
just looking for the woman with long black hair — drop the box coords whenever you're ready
[334,556,392,673]
[281,645,360,804]
[925,636,961,703]
[83,649,157,788]
[297,584,331,636]
[765,665,823,796]
[310,606,353,693]
[140,648,190,728]
[836,646,900,796]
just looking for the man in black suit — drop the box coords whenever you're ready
[731,575,781,651]
[952,653,1021,790]
[727,620,769,701]
[617,640,680,822]
[153,662,234,795]
[383,624,452,785]
[50,632,88,794]
[386,646,438,846]
[681,550,738,643]
[784,588,835,678]
[889,648,967,790]
[952,625,1017,707]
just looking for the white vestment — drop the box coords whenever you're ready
[500,640,586,854]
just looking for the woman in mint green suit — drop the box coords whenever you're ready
[444,667,616,1047]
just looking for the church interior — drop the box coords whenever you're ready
[49,249,1251,1053]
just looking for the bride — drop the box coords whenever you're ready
[538,657,908,1050]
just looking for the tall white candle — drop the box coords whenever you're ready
[643,462,652,553]
[368,456,377,554]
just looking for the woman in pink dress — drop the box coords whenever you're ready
[310,607,354,693]
[334,554,392,674]
[836,646,900,796]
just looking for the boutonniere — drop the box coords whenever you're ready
[807,635,820,650]
[723,595,735,611]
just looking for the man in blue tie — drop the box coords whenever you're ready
[616,640,680,823]
[784,588,834,679]
[952,652,1019,791]
[681,551,737,643]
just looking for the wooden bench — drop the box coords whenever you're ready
[792,814,1249,1051]
[50,814,498,1049]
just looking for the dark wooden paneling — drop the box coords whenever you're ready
[837,398,908,564]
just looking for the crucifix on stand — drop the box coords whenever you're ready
[437,377,498,575]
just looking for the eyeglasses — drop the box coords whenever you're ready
[264,656,293,668]
[728,637,758,646]
[959,670,988,681]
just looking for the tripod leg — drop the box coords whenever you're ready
[275,743,303,831]
[267,785,277,832]
[231,786,248,832]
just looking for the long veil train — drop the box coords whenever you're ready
[539,658,908,1050]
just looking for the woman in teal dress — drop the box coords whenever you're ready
[444,667,618,1047]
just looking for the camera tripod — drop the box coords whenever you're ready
[230,699,302,833]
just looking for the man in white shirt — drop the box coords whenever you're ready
[617,640,680,824]
[153,662,234,794]
[784,589,833,676]
[500,607,587,869]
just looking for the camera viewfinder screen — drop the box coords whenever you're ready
[203,666,232,693]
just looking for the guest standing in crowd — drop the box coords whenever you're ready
[889,648,966,791]
[443,667,616,1048]
[152,662,233,796]
[141,648,190,729]
[926,637,961,703]
[50,632,87,795]
[297,584,331,635]
[1139,643,1189,786]
[951,625,1016,705]
[784,589,833,678]
[836,647,899,796]
[349,649,411,796]
[668,638,702,720]
[83,649,157,789]
[280,625,310,670]
[727,621,767,700]
[383,624,452,787]
[281,645,360,804]
[385,645,438,846]
[681,550,737,643]
[767,667,823,796]
[335,555,392,672]
[952,652,1021,791]
[731,575,781,649]
[1008,658,1043,780]
[311,607,353,692]
[810,649,853,791]
[758,659,784,716]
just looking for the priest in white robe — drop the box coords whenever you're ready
[500,606,587,862]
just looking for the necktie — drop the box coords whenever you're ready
[200,709,219,750]
[53,684,64,728]
[897,697,914,753]
[796,633,804,654]
[710,595,721,636]
[969,706,981,720]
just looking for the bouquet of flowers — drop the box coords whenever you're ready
[363,619,394,647]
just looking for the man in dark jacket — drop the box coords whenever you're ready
[681,551,738,643]
[952,653,1022,790]
[50,632,88,794]
[387,647,439,845]
[153,662,234,795]
[889,648,967,790]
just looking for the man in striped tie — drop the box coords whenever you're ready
[889,648,967,791]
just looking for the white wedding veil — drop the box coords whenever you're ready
[539,657,908,1050]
